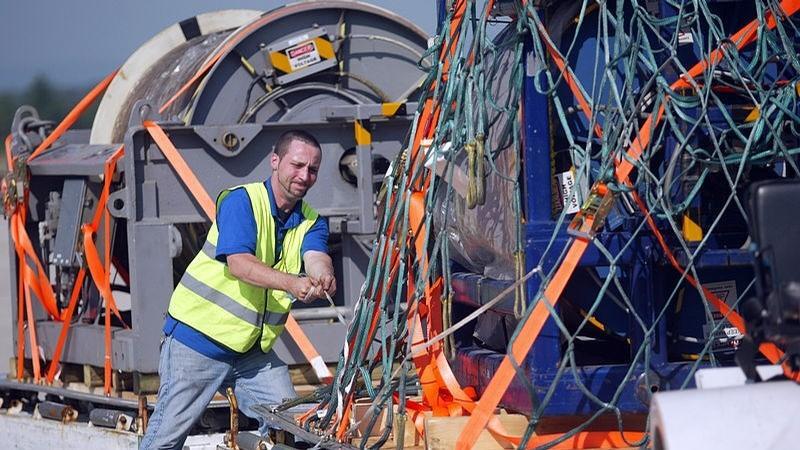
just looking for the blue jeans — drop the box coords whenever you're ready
[140,336,297,450]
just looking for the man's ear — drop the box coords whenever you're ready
[270,152,279,171]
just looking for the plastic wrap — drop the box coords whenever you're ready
[108,32,229,143]
[434,29,520,280]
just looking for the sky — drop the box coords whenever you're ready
[0,0,438,91]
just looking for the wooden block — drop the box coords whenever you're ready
[120,390,158,404]
[288,364,337,385]
[83,364,103,387]
[348,398,427,448]
[294,384,318,397]
[424,414,529,450]
[133,372,160,394]
[8,357,32,380]
[351,398,387,439]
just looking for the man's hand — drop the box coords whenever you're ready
[287,276,322,303]
[315,273,336,297]
[303,250,336,298]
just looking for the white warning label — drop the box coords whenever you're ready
[286,41,321,71]
[556,170,581,214]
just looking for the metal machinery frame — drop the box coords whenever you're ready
[449,0,791,416]
[5,2,429,380]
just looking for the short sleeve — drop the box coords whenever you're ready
[300,216,329,255]
[215,188,257,263]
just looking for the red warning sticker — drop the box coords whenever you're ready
[286,41,321,71]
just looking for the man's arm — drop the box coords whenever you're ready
[303,250,336,297]
[228,253,317,301]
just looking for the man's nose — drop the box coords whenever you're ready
[297,166,311,182]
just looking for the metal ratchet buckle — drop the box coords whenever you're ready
[567,182,615,240]
[2,158,27,218]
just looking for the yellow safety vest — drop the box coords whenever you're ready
[168,182,318,353]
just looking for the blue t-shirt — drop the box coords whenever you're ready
[164,179,329,359]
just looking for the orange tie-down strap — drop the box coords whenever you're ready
[535,0,788,367]
[82,146,128,395]
[28,70,117,162]
[143,121,333,383]
[5,70,117,384]
[10,201,58,383]
[43,146,127,391]
[455,2,800,447]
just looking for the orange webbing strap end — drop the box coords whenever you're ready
[77,146,126,395]
[144,121,332,382]
[408,193,521,445]
[284,316,333,383]
[5,73,116,378]
[28,70,117,162]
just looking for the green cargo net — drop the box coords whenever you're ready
[278,1,800,448]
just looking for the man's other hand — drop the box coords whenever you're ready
[317,274,336,297]
[288,276,320,303]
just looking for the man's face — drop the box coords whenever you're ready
[271,139,321,202]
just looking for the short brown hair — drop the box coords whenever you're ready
[274,130,321,157]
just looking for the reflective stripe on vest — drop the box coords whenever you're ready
[167,181,319,353]
[179,271,263,326]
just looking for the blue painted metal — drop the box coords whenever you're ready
[450,0,766,417]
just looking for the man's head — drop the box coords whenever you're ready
[270,130,322,205]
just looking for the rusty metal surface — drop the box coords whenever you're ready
[37,401,78,423]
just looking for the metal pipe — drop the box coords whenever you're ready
[0,379,230,410]
[292,307,350,321]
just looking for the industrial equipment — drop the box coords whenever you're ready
[250,0,800,448]
[5,0,800,448]
[4,2,428,387]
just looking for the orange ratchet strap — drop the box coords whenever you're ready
[7,71,116,384]
[28,70,117,162]
[456,2,800,447]
[142,120,333,383]
[80,146,127,395]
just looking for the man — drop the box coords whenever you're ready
[141,130,336,449]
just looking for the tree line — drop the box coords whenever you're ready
[1,75,98,173]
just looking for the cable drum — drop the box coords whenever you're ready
[90,10,262,144]
[183,1,430,126]
[90,2,429,140]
